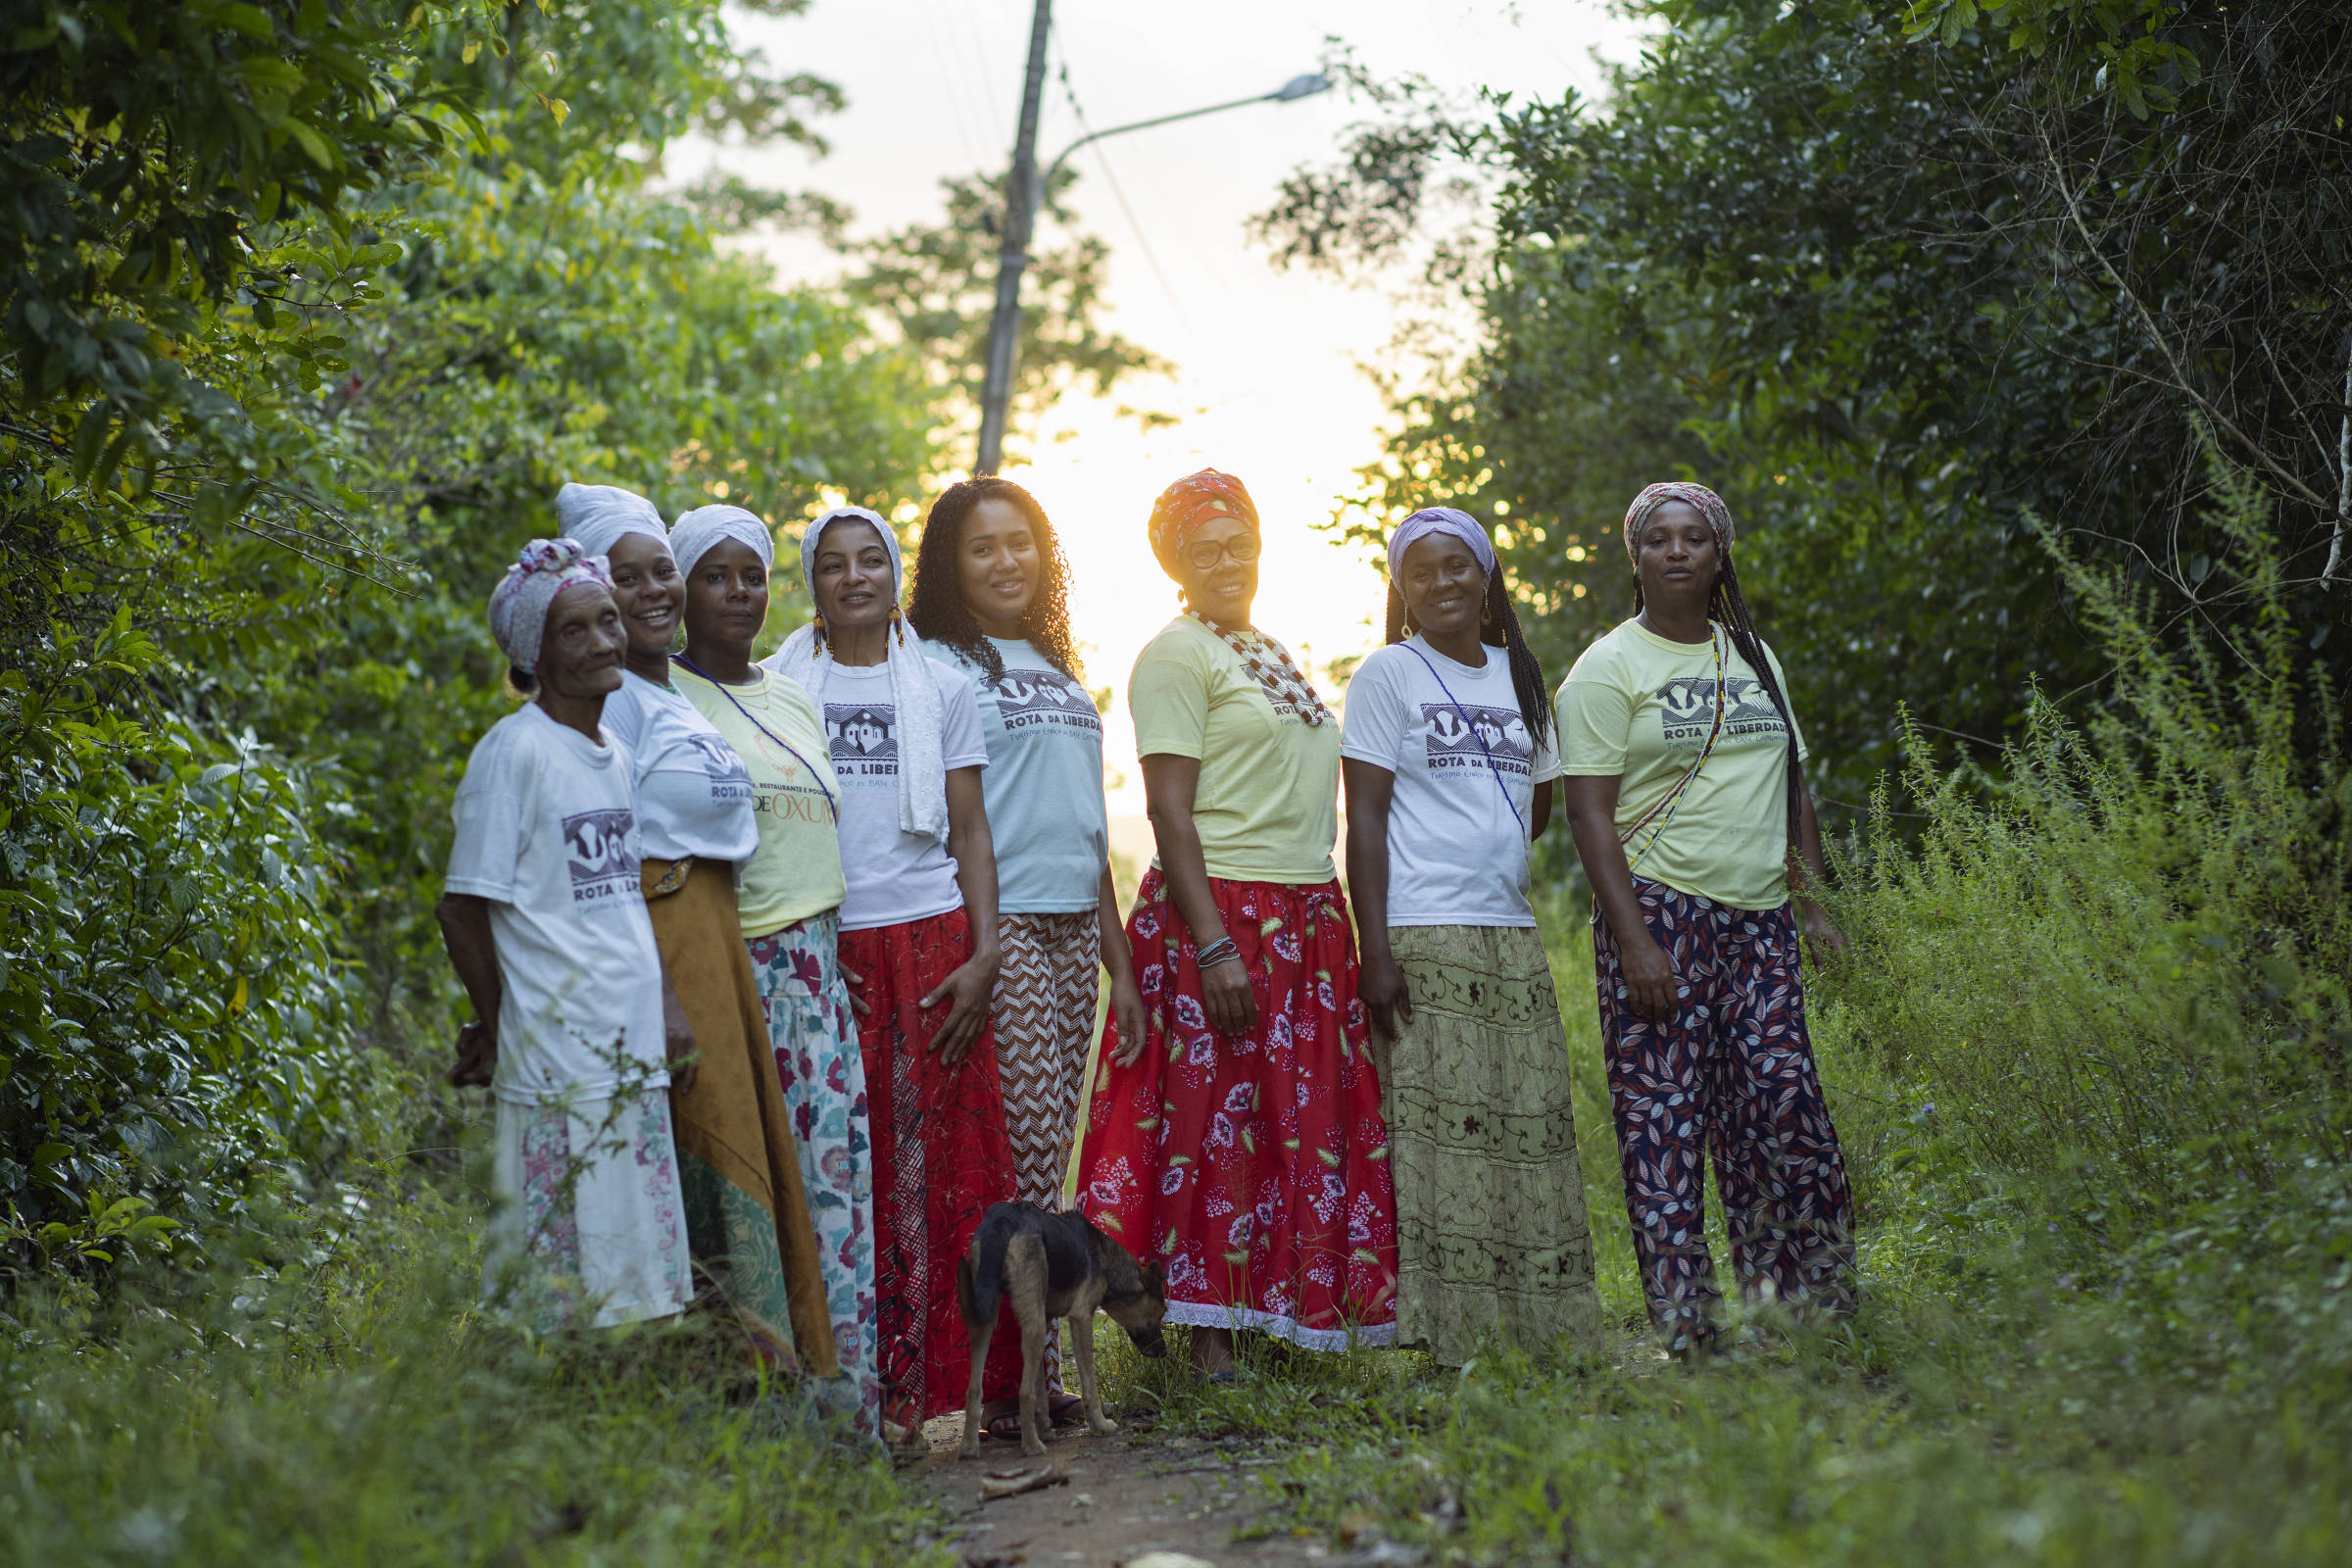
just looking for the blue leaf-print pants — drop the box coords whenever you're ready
[1592,877,1854,1350]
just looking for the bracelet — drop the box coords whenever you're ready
[1196,936,1240,970]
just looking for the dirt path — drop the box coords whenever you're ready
[906,1413,1335,1568]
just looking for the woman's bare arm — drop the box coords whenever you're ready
[924,763,1002,1064]
[1342,759,1410,1041]
[1139,753,1254,1047]
[434,892,503,1087]
[1559,774,1679,1025]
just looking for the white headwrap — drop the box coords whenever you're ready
[761,506,950,845]
[1387,506,1497,583]
[488,538,613,673]
[555,482,668,563]
[669,503,776,578]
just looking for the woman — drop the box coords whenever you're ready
[1077,468,1397,1376]
[1557,481,1854,1354]
[554,483,837,1382]
[436,539,693,1331]
[765,506,1023,1441]
[664,504,877,1432]
[907,476,1146,1428]
[1341,507,1600,1366]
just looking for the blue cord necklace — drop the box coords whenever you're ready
[672,654,840,823]
[1401,637,1528,841]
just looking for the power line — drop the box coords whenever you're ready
[1051,45,1187,331]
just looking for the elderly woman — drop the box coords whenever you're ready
[435,538,693,1330]
[553,484,838,1382]
[1077,469,1398,1377]
[663,503,878,1433]
[766,506,1023,1444]
[1557,481,1854,1355]
[1341,507,1599,1366]
[906,477,1146,1432]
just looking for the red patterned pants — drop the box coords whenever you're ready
[1592,878,1854,1350]
[839,907,1023,1426]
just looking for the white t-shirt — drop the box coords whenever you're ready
[443,704,670,1105]
[815,659,990,931]
[925,637,1106,914]
[599,671,760,865]
[1339,636,1564,928]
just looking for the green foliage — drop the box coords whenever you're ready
[1264,0,2352,814]
[0,0,950,1281]
[0,1179,949,1565]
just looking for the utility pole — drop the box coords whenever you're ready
[975,0,1053,477]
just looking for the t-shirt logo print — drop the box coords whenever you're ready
[562,808,640,904]
[824,703,899,778]
[683,731,752,784]
[1656,675,1788,751]
[1421,702,1534,777]
[991,667,1102,736]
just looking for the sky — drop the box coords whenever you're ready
[690,0,1646,809]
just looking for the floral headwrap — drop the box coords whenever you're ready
[488,538,613,673]
[1148,467,1258,574]
[1622,481,1737,564]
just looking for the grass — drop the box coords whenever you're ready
[0,1158,952,1568]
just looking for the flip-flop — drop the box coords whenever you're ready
[982,1408,1026,1441]
[1048,1393,1087,1428]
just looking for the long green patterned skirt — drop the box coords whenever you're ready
[1373,924,1601,1365]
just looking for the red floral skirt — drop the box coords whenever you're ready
[838,907,1023,1425]
[1078,872,1398,1348]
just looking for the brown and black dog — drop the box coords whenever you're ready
[956,1200,1168,1458]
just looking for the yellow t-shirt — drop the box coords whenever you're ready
[1129,615,1341,885]
[1555,618,1807,912]
[672,664,848,936]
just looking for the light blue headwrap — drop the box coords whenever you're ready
[1388,507,1497,583]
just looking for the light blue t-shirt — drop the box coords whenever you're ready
[925,636,1106,914]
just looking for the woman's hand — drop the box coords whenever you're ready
[921,948,999,1065]
[1200,953,1256,1037]
[447,1018,497,1088]
[839,958,871,1018]
[1620,932,1681,1026]
[1358,949,1413,1042]
[1800,904,1847,967]
[1107,973,1148,1069]
[661,979,699,1094]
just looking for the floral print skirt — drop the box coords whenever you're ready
[1079,871,1398,1350]
[486,1087,693,1332]
[748,910,881,1435]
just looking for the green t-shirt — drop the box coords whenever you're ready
[1129,615,1341,886]
[1555,618,1807,912]
[672,664,848,937]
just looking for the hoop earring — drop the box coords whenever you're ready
[1480,598,1494,627]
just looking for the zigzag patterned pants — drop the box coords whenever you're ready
[1592,878,1855,1352]
[993,909,1101,1390]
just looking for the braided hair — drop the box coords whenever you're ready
[907,476,1083,685]
[1629,514,1803,851]
[1385,564,1553,751]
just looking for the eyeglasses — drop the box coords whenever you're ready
[1185,533,1262,571]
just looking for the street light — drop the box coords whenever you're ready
[974,71,1335,475]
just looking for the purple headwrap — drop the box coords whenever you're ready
[1388,506,1496,583]
[1622,482,1737,564]
[488,537,613,673]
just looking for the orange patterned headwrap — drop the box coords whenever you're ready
[1148,468,1258,574]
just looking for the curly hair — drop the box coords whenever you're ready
[906,476,1083,684]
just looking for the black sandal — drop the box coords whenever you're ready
[982,1407,1026,1441]
[1048,1392,1086,1428]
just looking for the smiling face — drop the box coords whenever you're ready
[682,537,769,659]
[1633,499,1721,611]
[537,582,625,700]
[956,495,1039,635]
[1397,532,1487,642]
[604,532,682,658]
[810,517,897,632]
[1170,514,1258,626]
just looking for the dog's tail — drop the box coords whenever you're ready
[958,1227,1004,1330]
